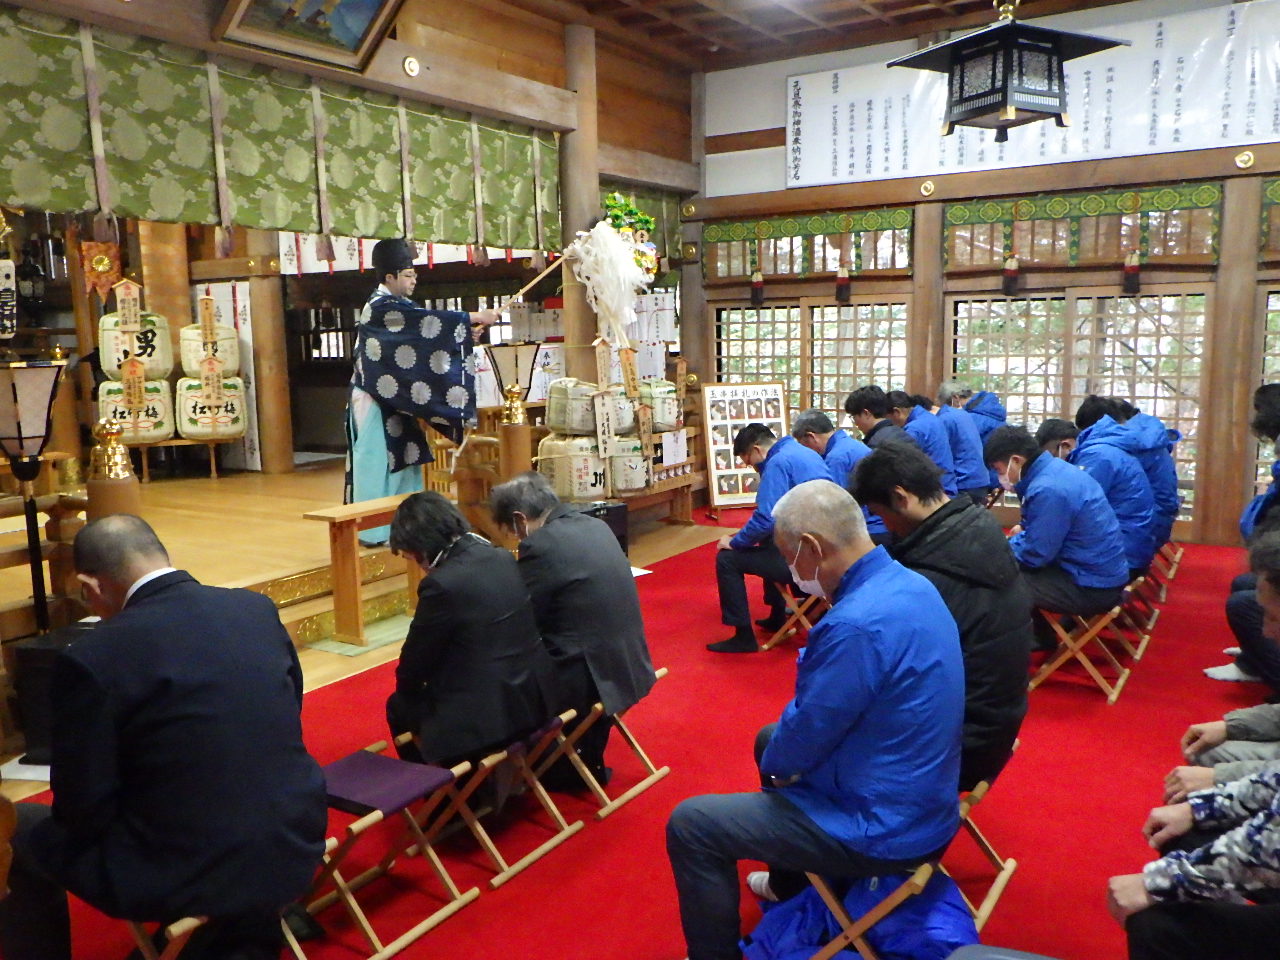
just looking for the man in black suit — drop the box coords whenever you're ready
[0,515,327,960]
[386,491,558,765]
[490,473,656,784]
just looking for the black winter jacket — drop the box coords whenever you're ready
[891,497,1032,790]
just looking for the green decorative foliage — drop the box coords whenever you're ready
[93,30,218,224]
[219,60,319,234]
[600,182,683,259]
[0,9,95,212]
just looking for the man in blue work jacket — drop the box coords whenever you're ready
[1076,395,1182,549]
[710,423,830,653]
[887,390,958,497]
[964,388,1008,490]
[844,384,913,449]
[935,384,993,504]
[984,425,1129,646]
[1037,417,1158,580]
[790,409,891,546]
[668,479,964,960]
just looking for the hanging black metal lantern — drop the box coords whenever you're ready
[887,0,1128,143]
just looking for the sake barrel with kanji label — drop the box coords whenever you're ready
[175,377,247,440]
[609,435,648,494]
[99,312,174,381]
[545,377,599,435]
[178,324,240,378]
[537,433,608,501]
[638,379,681,431]
[98,380,175,443]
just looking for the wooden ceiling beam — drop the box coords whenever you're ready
[609,0,746,49]
[500,0,706,67]
[706,0,1136,69]
[687,0,778,39]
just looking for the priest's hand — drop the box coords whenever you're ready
[470,308,500,343]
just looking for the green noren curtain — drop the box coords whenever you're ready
[93,31,218,224]
[320,83,403,239]
[478,122,536,250]
[536,130,561,251]
[0,9,95,212]
[219,60,319,234]
[405,104,476,245]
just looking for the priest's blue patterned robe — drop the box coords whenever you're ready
[345,285,476,543]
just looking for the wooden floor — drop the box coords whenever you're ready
[0,459,722,801]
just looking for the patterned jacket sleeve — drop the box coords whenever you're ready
[1142,766,1280,902]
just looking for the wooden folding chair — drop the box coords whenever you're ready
[1028,600,1130,704]
[291,744,480,960]
[1111,578,1156,657]
[533,668,672,819]
[804,862,936,960]
[424,709,585,890]
[946,781,1017,933]
[762,593,830,651]
[127,917,208,960]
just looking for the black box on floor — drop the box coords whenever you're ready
[12,621,98,765]
[570,500,628,556]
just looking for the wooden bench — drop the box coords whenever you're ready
[303,494,422,646]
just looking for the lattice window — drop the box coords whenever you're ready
[1263,179,1280,262]
[949,296,1069,420]
[716,305,805,412]
[1255,290,1280,495]
[809,302,909,421]
[1070,292,1206,520]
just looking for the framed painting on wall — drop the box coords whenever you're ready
[701,381,788,509]
[214,0,406,70]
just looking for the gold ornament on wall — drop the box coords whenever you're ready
[681,202,697,218]
[920,180,937,197]
[1235,150,1256,169]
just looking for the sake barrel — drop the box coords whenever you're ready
[545,377,598,435]
[179,324,240,378]
[98,380,174,443]
[609,435,648,494]
[537,433,607,501]
[602,385,636,435]
[638,379,681,431]
[99,311,174,380]
[175,377,248,440]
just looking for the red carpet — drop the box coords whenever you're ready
[60,538,1258,960]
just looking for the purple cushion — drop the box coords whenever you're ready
[323,751,455,816]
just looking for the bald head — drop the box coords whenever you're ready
[74,514,167,579]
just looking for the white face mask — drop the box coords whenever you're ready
[998,457,1023,492]
[788,538,826,598]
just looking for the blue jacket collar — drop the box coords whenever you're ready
[764,435,794,468]
[1014,450,1049,497]
[832,544,892,602]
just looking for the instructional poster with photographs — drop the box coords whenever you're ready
[702,381,788,509]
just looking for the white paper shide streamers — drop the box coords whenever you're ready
[565,221,652,351]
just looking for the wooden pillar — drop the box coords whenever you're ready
[498,423,533,480]
[136,221,193,346]
[561,24,599,383]
[680,72,710,383]
[245,231,294,474]
[1201,176,1263,546]
[64,224,100,433]
[909,202,946,394]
